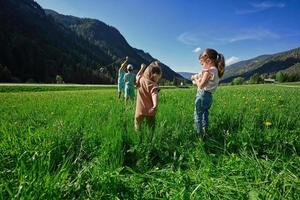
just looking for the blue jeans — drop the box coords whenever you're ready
[194,90,213,134]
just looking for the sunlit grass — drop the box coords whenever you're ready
[0,85,299,199]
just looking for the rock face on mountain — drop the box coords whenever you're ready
[0,0,184,83]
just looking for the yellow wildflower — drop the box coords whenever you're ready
[264,121,272,127]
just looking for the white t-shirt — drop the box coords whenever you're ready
[203,66,219,93]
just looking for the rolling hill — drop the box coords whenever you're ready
[221,48,300,83]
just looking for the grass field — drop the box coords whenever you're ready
[279,82,300,86]
[0,85,299,199]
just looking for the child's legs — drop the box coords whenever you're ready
[194,91,212,134]
[201,91,213,129]
[118,90,123,99]
[134,115,144,130]
[134,115,155,130]
[129,87,135,99]
[125,86,128,100]
[118,83,125,98]
[125,86,134,100]
[126,87,134,100]
[202,109,209,129]
[194,92,204,134]
[145,116,155,130]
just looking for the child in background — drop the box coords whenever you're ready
[118,56,128,99]
[193,48,225,137]
[124,64,136,103]
[134,61,162,130]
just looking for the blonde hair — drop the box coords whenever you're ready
[143,61,162,81]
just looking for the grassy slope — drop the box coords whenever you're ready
[0,85,299,199]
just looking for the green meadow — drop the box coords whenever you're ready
[0,85,299,199]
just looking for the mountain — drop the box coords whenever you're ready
[177,72,197,80]
[221,48,300,83]
[44,9,143,65]
[279,63,300,74]
[0,0,184,83]
[133,48,184,81]
[0,0,113,83]
[44,9,185,82]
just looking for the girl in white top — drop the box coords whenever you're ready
[191,48,225,137]
[191,66,219,93]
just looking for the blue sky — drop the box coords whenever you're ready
[35,0,300,73]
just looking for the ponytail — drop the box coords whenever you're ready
[201,48,225,78]
[216,53,225,78]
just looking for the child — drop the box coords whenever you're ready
[193,48,225,137]
[118,56,128,99]
[134,61,162,130]
[124,64,136,102]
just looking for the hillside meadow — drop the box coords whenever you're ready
[0,84,299,199]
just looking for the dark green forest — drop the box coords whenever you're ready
[0,0,117,83]
[0,0,184,83]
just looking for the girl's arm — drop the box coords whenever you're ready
[149,93,158,115]
[196,71,210,89]
[136,63,147,77]
[136,64,147,87]
[120,57,128,70]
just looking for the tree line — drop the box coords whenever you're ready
[230,71,300,85]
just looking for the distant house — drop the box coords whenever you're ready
[264,78,275,83]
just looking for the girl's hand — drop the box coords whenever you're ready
[136,64,147,83]
[193,78,201,85]
[192,73,202,80]
[149,107,157,115]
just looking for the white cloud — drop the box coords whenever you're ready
[236,1,286,15]
[177,28,280,46]
[251,2,285,9]
[193,47,201,53]
[229,28,280,42]
[177,31,225,46]
[178,32,202,46]
[226,56,240,66]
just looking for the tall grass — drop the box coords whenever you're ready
[0,85,299,199]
